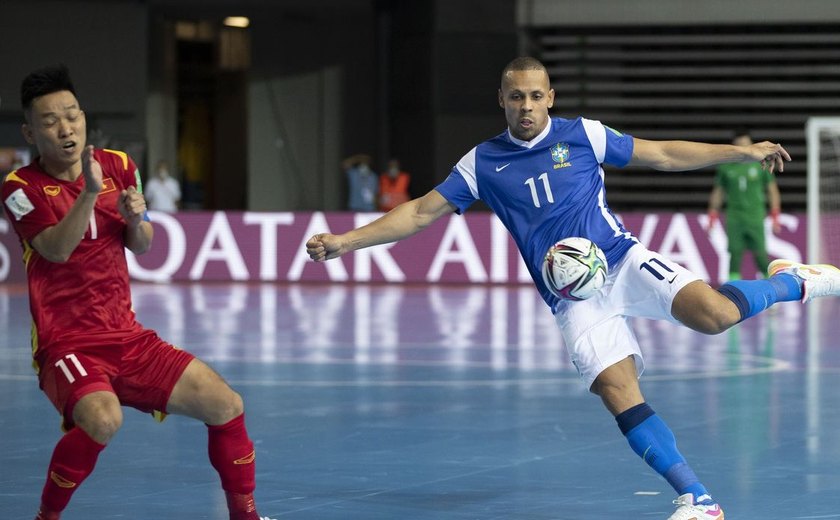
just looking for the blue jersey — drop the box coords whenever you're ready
[435,116,639,309]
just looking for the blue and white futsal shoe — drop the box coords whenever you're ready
[769,259,840,303]
[667,493,724,520]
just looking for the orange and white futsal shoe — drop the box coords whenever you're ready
[667,493,724,520]
[768,259,840,303]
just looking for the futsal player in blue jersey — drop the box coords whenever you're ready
[306,56,840,519]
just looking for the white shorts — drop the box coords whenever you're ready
[553,243,702,389]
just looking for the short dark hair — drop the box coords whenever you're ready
[20,64,76,112]
[501,56,548,83]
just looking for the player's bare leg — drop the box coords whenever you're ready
[166,359,271,520]
[674,261,840,337]
[73,391,124,443]
[590,356,644,415]
[671,280,741,334]
[592,356,724,520]
[167,358,244,424]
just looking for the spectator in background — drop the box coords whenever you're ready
[378,158,411,212]
[342,153,378,211]
[707,130,781,279]
[144,160,181,212]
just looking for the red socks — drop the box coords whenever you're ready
[207,413,259,519]
[39,427,106,517]
[225,492,260,520]
[34,507,61,520]
[37,414,259,520]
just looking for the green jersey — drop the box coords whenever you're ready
[715,162,774,223]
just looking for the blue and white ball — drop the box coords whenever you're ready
[541,237,608,301]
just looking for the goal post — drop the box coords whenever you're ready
[806,117,840,265]
[804,117,840,405]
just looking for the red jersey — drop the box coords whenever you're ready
[1,148,144,359]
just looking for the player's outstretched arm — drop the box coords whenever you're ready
[306,189,455,262]
[630,138,791,173]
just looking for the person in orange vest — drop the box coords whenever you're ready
[378,158,411,212]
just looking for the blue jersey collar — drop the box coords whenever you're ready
[506,118,553,149]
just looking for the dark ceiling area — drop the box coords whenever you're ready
[144,0,377,19]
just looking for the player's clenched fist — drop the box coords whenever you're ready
[306,233,345,262]
[118,185,147,225]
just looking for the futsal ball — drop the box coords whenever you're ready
[541,237,608,301]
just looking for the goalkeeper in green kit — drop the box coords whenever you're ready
[707,129,782,280]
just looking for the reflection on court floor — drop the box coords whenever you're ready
[1,282,838,519]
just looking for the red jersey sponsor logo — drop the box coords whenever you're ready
[44,185,61,196]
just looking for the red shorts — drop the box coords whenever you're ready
[36,329,195,430]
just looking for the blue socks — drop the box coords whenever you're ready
[616,403,711,503]
[611,277,805,501]
[718,273,802,321]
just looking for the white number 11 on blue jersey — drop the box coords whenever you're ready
[524,173,554,208]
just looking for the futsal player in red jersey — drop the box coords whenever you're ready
[1,65,274,520]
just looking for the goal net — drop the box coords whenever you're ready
[807,117,840,265]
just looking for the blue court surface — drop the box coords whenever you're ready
[1,281,840,519]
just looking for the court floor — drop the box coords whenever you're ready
[1,281,840,519]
